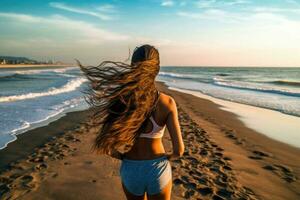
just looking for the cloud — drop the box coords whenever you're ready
[177,9,244,23]
[195,0,216,8]
[96,4,117,13]
[0,12,128,42]
[179,0,188,6]
[49,2,113,20]
[225,0,250,6]
[252,7,300,14]
[0,12,176,65]
[161,0,174,7]
[0,12,41,23]
[179,8,300,39]
[175,7,300,66]
[177,5,300,32]
[285,0,299,4]
[0,12,173,48]
[195,0,250,8]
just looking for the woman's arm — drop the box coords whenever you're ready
[165,97,185,160]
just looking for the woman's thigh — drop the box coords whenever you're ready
[147,179,172,200]
[122,182,147,200]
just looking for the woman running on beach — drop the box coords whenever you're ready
[80,44,184,200]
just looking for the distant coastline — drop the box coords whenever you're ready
[0,64,75,68]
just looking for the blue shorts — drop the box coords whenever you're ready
[120,156,172,196]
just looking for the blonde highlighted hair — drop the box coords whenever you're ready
[79,45,160,154]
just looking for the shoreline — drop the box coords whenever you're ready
[0,81,299,199]
[0,64,74,69]
[0,103,89,151]
[0,109,92,173]
[168,86,300,148]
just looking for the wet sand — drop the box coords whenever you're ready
[0,81,299,200]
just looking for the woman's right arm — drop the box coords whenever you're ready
[166,97,184,160]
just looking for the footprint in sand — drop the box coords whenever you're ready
[0,184,10,196]
[263,164,297,183]
[222,165,232,171]
[186,156,199,164]
[235,138,245,145]
[84,161,93,165]
[216,147,224,152]
[197,186,214,196]
[199,149,210,156]
[223,156,231,161]
[35,163,48,170]
[64,162,71,165]
[19,174,36,189]
[214,152,223,157]
[249,150,272,160]
[225,131,238,140]
[211,144,218,148]
[173,178,185,185]
[173,108,259,200]
[183,189,197,199]
[50,172,59,178]
[248,155,263,160]
[216,188,235,199]
[253,150,271,157]
[215,177,227,187]
[212,158,226,166]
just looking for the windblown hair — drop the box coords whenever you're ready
[79,45,160,154]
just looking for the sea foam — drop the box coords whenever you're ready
[0,78,86,103]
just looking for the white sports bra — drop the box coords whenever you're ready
[139,116,166,139]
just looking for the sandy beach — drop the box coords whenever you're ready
[0,81,299,200]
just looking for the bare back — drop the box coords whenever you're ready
[124,92,184,160]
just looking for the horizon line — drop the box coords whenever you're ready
[161,65,300,68]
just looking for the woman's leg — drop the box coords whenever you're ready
[147,179,172,200]
[122,182,147,200]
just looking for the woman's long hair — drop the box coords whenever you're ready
[79,45,160,154]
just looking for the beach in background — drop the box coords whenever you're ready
[0,66,299,199]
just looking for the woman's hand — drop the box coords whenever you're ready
[165,153,175,161]
[166,154,172,161]
[166,152,183,161]
[110,149,124,160]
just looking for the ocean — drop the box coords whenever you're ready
[158,67,300,117]
[0,66,88,150]
[0,66,299,150]
[158,67,300,148]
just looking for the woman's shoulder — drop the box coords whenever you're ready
[158,92,176,110]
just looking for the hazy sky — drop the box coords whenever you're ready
[0,0,300,66]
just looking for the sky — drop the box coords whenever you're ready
[0,0,300,67]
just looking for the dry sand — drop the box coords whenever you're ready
[0,81,299,200]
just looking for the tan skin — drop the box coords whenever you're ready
[110,92,185,200]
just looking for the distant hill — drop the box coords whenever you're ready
[0,56,68,65]
[0,56,37,63]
